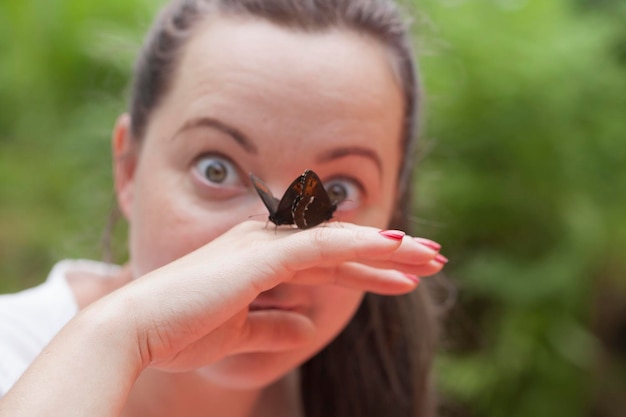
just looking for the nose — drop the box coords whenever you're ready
[248,177,296,227]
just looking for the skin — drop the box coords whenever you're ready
[0,16,446,417]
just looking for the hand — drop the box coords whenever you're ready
[104,220,445,373]
[0,221,446,417]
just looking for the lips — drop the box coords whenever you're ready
[248,292,306,313]
[248,300,298,312]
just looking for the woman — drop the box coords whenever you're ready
[0,0,447,416]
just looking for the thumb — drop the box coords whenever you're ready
[232,310,316,354]
[155,310,316,370]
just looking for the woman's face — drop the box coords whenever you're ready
[116,16,404,388]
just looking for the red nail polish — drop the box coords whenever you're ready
[404,273,421,285]
[435,254,449,264]
[379,230,406,240]
[414,237,442,251]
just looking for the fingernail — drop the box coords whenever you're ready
[404,273,421,285]
[435,254,449,264]
[414,237,442,251]
[379,230,406,240]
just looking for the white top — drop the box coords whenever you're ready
[0,259,119,396]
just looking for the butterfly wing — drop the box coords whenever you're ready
[293,170,337,229]
[251,170,336,228]
[272,173,305,225]
[249,173,280,218]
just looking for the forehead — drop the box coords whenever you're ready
[174,16,403,119]
[183,15,399,78]
[156,16,405,175]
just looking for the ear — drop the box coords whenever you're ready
[112,113,138,221]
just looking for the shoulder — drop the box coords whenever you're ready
[63,259,130,309]
[0,259,126,396]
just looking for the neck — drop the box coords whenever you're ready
[122,368,303,417]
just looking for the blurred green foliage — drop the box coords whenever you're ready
[414,1,626,416]
[0,0,624,416]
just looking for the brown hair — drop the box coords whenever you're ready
[129,1,438,416]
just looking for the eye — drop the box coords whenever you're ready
[326,182,348,204]
[324,177,363,210]
[193,154,241,187]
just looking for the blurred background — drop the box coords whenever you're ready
[0,0,624,416]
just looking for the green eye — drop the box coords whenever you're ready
[326,182,348,204]
[194,155,239,186]
[204,160,227,183]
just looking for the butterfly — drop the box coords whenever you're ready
[249,169,338,229]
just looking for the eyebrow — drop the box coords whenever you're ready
[173,117,258,154]
[315,146,383,176]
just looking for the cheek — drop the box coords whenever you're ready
[337,202,395,230]
[128,204,207,277]
[126,172,252,277]
[337,173,399,229]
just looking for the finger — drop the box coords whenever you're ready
[271,226,406,272]
[289,262,416,295]
[386,235,442,265]
[274,226,445,271]
[287,254,447,293]
[352,257,446,278]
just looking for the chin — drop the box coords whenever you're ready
[194,350,311,390]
